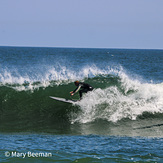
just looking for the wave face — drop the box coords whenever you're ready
[0,46,163,135]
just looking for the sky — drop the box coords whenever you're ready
[0,0,163,49]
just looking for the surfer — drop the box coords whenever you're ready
[70,81,94,99]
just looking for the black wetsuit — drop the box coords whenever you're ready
[73,82,94,98]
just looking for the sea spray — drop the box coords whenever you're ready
[71,74,163,124]
[0,65,121,91]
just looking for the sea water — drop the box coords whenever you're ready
[0,46,163,162]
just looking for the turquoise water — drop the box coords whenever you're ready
[0,46,163,162]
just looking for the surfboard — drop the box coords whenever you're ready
[49,96,78,104]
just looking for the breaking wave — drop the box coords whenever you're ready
[0,65,163,131]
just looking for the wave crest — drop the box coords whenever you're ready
[71,75,163,124]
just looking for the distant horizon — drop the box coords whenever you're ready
[0,45,162,50]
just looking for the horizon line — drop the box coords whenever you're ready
[0,45,162,50]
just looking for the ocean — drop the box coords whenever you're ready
[0,46,163,162]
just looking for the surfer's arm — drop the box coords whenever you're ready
[70,85,81,96]
[73,85,81,93]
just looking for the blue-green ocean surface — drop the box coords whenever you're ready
[0,134,162,162]
[0,46,163,162]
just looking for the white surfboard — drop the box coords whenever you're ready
[49,96,78,104]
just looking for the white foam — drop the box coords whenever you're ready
[71,75,163,124]
[0,65,121,91]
